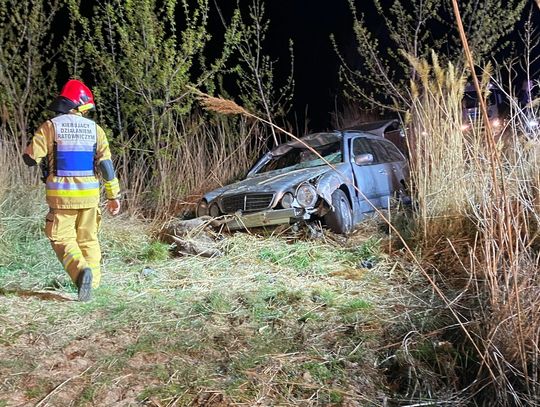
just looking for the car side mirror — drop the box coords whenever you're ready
[354,153,374,166]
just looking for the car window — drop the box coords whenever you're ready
[371,141,393,163]
[378,140,404,162]
[352,138,378,164]
[371,140,404,163]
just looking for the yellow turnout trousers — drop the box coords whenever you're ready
[45,207,102,288]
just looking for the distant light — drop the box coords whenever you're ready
[461,124,470,131]
[528,119,539,128]
[492,118,501,127]
[421,131,428,136]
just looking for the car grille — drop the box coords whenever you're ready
[221,193,274,213]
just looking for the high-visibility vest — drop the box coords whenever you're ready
[51,114,98,177]
[26,113,119,209]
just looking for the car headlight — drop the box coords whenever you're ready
[295,183,318,208]
[209,202,221,217]
[197,200,209,217]
[281,192,294,209]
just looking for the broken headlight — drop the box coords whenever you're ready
[281,192,294,209]
[295,183,318,208]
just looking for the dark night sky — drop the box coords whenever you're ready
[264,0,355,131]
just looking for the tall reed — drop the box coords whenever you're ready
[407,52,470,243]
[408,53,540,404]
[114,112,267,218]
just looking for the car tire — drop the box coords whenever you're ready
[324,189,353,234]
[394,181,412,208]
[196,200,209,217]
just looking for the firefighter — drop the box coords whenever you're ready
[22,79,121,301]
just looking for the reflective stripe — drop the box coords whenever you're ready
[104,180,119,190]
[63,250,83,267]
[56,144,96,152]
[47,181,100,190]
[104,178,120,199]
[47,188,100,198]
[56,170,95,177]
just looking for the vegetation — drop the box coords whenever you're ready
[333,0,528,111]
[0,195,407,405]
[405,48,540,403]
[0,0,290,216]
[224,0,295,146]
[1,0,540,405]
[0,0,62,166]
[69,0,271,215]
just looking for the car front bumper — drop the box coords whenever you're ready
[222,208,304,231]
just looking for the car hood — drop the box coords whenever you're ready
[203,166,333,202]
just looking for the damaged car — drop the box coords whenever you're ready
[196,125,409,234]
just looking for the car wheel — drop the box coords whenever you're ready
[196,200,209,217]
[394,181,412,208]
[324,189,353,234]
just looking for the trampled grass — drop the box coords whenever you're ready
[0,199,426,406]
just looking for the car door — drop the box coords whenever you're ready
[350,136,386,212]
[368,139,394,207]
[371,139,408,207]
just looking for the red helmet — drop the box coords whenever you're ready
[49,79,95,113]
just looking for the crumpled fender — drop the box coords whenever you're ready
[315,164,353,205]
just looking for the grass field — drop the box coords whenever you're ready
[0,191,447,406]
[1,85,538,407]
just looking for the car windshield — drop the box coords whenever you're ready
[258,140,342,174]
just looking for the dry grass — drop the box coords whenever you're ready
[0,175,485,405]
[114,112,267,219]
[194,91,250,117]
[407,52,471,243]
[407,53,540,404]
[0,141,8,206]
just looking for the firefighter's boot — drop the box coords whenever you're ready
[77,267,93,302]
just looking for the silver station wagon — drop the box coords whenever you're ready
[197,123,409,234]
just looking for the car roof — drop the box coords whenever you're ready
[271,131,341,156]
[341,119,400,137]
[270,128,399,157]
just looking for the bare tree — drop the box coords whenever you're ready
[334,0,528,112]
[220,0,294,146]
[0,0,62,152]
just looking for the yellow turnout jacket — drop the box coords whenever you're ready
[25,112,120,209]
